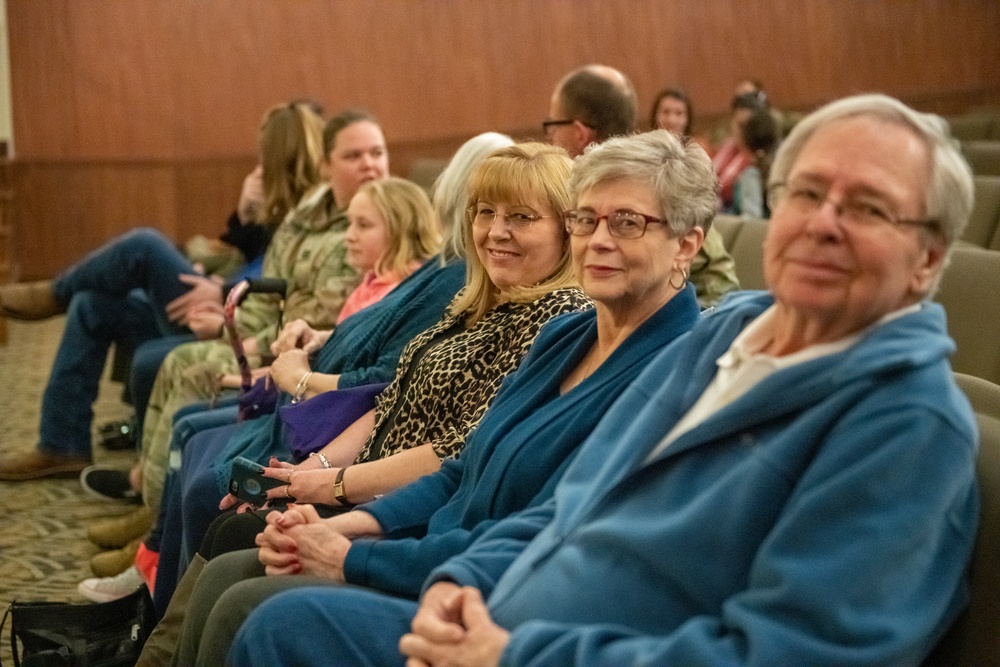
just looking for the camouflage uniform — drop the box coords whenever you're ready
[140,185,358,509]
[690,226,740,308]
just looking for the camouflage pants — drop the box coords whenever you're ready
[139,338,244,511]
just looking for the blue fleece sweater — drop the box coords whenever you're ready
[431,291,978,667]
[343,284,701,596]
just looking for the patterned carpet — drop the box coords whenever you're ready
[0,316,137,661]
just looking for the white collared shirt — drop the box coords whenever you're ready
[645,302,922,462]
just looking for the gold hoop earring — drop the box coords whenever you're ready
[668,266,688,291]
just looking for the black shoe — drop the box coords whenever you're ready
[80,465,142,503]
[98,418,138,451]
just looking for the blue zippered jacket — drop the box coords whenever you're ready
[431,291,978,667]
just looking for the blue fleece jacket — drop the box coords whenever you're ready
[431,291,978,667]
[343,284,700,597]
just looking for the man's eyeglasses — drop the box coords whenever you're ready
[471,206,547,229]
[542,118,576,133]
[542,118,595,134]
[768,181,940,234]
[564,210,667,239]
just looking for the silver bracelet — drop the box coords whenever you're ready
[309,452,332,469]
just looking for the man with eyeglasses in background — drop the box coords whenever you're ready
[543,64,739,307]
[542,64,637,158]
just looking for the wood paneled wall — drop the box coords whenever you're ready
[8,0,1000,279]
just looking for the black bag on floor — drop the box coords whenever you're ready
[1,584,155,666]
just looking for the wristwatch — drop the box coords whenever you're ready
[333,467,354,507]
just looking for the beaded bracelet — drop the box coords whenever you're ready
[309,452,333,469]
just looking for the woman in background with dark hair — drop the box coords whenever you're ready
[731,107,781,218]
[650,88,693,136]
[649,87,710,152]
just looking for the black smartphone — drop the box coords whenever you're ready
[228,456,285,505]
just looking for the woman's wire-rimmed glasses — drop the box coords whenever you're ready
[471,206,549,229]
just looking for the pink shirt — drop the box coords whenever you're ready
[712,138,753,209]
[336,261,422,324]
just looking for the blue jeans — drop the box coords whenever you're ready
[151,400,241,612]
[39,228,194,458]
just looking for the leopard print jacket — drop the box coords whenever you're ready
[354,287,593,465]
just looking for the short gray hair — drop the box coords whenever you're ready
[770,94,973,246]
[570,129,718,237]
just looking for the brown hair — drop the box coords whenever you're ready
[258,102,325,225]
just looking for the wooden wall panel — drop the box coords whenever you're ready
[171,159,258,243]
[7,0,1000,278]
[11,163,175,279]
[14,0,997,159]
[10,160,253,280]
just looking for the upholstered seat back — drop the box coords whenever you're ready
[711,214,769,291]
[962,141,1000,177]
[934,246,1000,385]
[962,176,1000,249]
[923,373,1000,666]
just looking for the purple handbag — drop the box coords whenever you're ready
[279,382,389,459]
[238,377,280,420]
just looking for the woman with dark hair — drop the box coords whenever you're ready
[649,87,693,136]
[731,107,781,218]
[134,108,387,515]
[713,92,768,212]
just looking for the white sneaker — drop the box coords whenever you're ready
[77,565,144,603]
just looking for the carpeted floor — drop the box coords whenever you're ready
[0,316,138,662]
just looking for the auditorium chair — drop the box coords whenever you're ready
[711,213,743,249]
[934,245,1000,385]
[712,214,768,290]
[948,112,997,142]
[961,141,1000,177]
[407,158,449,195]
[922,373,1000,666]
[962,176,1000,249]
